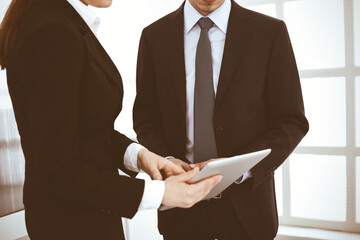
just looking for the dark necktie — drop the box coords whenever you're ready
[194,17,218,163]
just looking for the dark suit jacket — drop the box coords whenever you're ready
[133,1,309,239]
[6,0,144,237]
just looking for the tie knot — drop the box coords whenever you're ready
[198,17,213,30]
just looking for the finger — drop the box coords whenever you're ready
[181,175,221,208]
[184,175,223,207]
[149,166,163,180]
[157,157,167,169]
[195,159,218,170]
[175,163,187,172]
[164,160,185,175]
[211,175,223,186]
[176,167,199,181]
[181,162,193,172]
[161,165,185,180]
[193,175,222,194]
[194,162,206,170]
[206,175,222,187]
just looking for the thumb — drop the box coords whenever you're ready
[177,167,199,182]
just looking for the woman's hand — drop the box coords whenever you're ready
[162,167,222,208]
[194,158,221,170]
[137,148,185,180]
[166,157,194,172]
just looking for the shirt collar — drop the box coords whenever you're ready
[67,0,101,35]
[184,0,231,35]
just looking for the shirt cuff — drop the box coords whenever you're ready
[123,143,146,172]
[235,170,252,184]
[138,180,165,211]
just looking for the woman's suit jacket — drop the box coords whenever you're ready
[6,0,143,238]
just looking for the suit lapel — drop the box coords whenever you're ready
[215,1,253,108]
[166,1,253,112]
[54,0,123,91]
[84,33,123,91]
[167,3,187,113]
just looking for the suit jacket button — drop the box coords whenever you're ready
[215,127,223,135]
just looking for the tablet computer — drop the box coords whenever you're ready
[159,148,271,211]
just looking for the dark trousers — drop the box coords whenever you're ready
[25,209,125,240]
[162,196,253,240]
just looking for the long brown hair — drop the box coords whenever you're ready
[0,0,35,70]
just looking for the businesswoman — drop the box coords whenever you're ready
[0,0,221,239]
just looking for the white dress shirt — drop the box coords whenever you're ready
[184,0,251,183]
[67,0,165,211]
[66,0,101,36]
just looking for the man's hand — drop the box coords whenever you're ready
[194,158,220,170]
[167,157,194,172]
[162,167,222,208]
[137,148,185,180]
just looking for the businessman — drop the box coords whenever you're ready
[133,0,309,239]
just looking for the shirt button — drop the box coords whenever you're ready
[215,127,223,135]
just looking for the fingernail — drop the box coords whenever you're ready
[190,164,195,168]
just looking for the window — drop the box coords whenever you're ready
[0,69,25,217]
[0,0,25,215]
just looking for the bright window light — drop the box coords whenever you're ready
[275,166,283,216]
[284,0,345,70]
[356,77,360,147]
[243,3,276,18]
[299,77,346,147]
[354,0,360,66]
[290,154,347,222]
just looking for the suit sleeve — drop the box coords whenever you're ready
[243,21,309,190]
[133,30,173,157]
[112,130,140,177]
[16,22,144,218]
